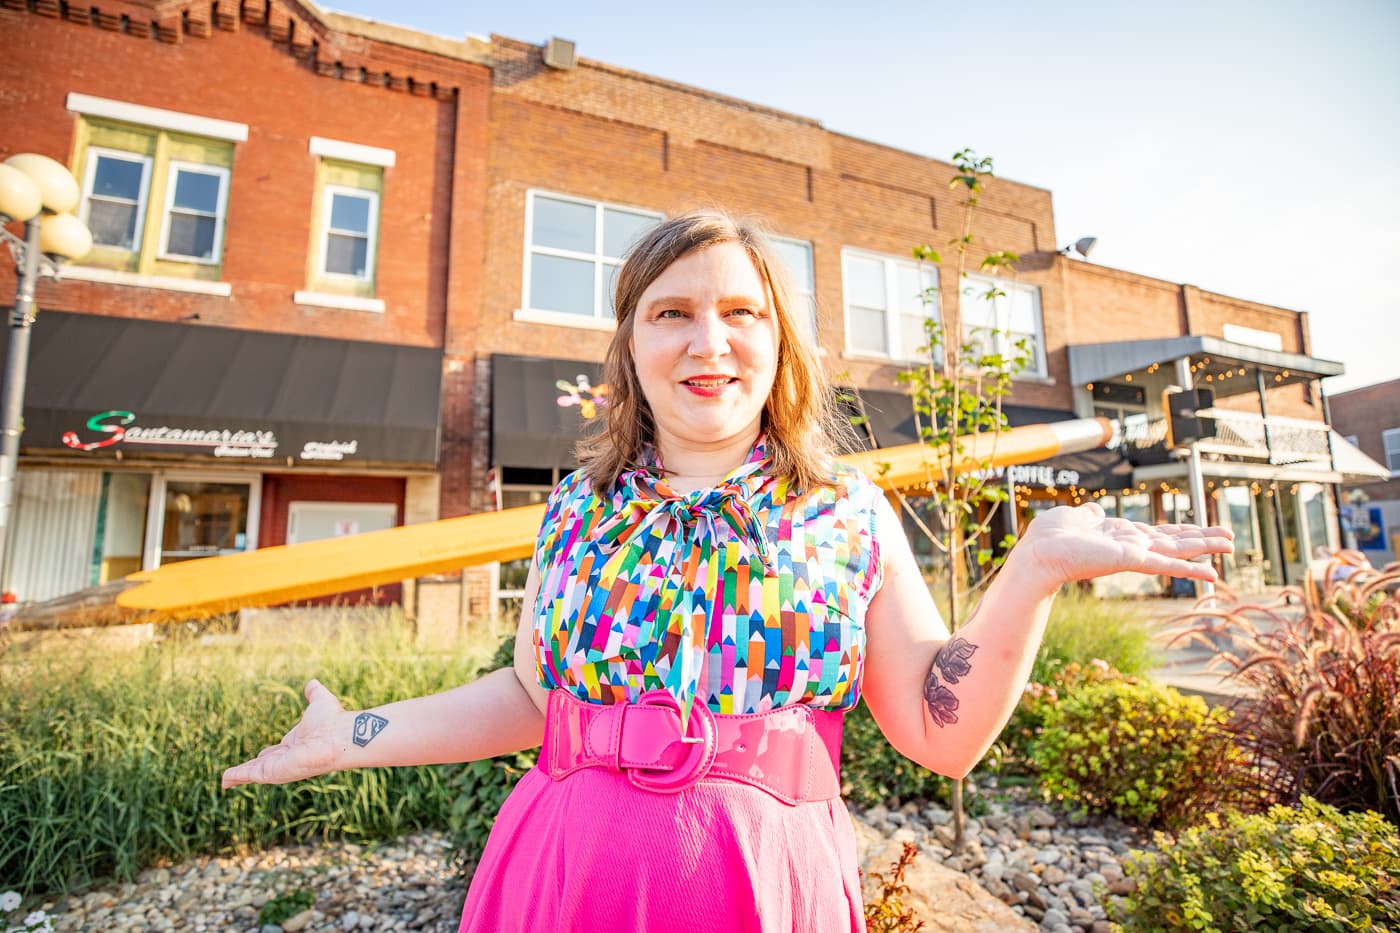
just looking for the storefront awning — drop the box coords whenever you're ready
[491,354,607,468]
[1067,336,1344,396]
[847,390,1130,491]
[5,311,443,466]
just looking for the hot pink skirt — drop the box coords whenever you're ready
[456,761,866,931]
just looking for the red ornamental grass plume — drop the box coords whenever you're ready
[1183,554,1400,824]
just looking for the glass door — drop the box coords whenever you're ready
[144,474,260,568]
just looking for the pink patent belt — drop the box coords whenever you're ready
[542,689,844,805]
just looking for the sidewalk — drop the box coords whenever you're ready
[1135,586,1299,706]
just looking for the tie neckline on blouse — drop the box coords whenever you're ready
[591,438,776,724]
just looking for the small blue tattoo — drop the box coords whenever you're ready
[353,712,389,748]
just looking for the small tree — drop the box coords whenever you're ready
[851,149,1031,849]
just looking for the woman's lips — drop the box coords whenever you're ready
[681,376,737,398]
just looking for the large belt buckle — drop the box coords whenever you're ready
[626,691,717,794]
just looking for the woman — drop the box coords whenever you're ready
[223,209,1233,931]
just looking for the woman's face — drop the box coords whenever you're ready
[629,241,780,457]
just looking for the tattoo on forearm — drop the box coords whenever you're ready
[923,636,979,727]
[352,712,389,748]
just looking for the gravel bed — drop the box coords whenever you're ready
[22,788,1151,932]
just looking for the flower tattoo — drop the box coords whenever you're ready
[923,636,979,728]
[934,636,977,684]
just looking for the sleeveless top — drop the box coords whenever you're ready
[531,438,886,722]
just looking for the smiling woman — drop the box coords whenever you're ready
[221,207,1234,933]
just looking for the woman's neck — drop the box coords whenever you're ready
[654,430,759,493]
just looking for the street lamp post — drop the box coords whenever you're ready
[0,153,93,596]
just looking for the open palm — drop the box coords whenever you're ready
[222,679,345,788]
[1019,502,1234,589]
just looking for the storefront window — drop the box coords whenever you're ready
[1300,483,1331,556]
[1221,487,1259,552]
[158,479,255,565]
[96,473,151,584]
[1119,493,1152,524]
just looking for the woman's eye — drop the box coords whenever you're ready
[657,308,684,319]
[729,307,756,318]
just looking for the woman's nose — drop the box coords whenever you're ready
[687,311,729,358]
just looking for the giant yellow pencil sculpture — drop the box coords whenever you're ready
[112,418,1113,618]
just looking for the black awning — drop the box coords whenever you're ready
[844,389,1131,491]
[491,354,607,468]
[6,311,443,466]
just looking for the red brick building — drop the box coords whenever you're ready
[468,36,1383,602]
[3,12,1382,617]
[0,1,490,609]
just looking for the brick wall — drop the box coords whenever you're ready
[473,35,1070,514]
[1331,378,1400,500]
[3,3,488,348]
[4,2,492,522]
[1063,263,1321,420]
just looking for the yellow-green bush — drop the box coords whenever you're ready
[1110,797,1400,932]
[1031,679,1247,827]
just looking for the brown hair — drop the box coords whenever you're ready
[578,208,849,491]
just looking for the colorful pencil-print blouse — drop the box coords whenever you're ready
[531,439,886,719]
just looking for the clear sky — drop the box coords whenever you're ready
[325,0,1399,393]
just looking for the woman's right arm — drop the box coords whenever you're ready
[222,561,551,788]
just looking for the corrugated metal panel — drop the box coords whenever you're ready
[3,470,101,603]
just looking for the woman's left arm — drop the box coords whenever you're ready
[860,500,1234,778]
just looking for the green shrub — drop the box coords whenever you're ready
[1110,797,1400,932]
[989,659,1130,774]
[0,612,493,894]
[447,637,536,875]
[1031,679,1247,827]
[841,700,955,810]
[257,888,315,926]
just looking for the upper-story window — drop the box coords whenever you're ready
[523,191,662,324]
[841,248,939,360]
[294,137,394,314]
[68,94,245,283]
[1384,428,1400,473]
[960,274,1046,377]
[769,236,817,343]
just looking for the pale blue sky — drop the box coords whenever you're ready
[325,0,1399,393]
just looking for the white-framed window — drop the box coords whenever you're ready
[770,235,817,343]
[523,191,662,321]
[157,161,230,264]
[319,186,380,281]
[960,274,1046,377]
[1384,428,1400,473]
[68,95,244,281]
[840,248,939,359]
[81,147,152,252]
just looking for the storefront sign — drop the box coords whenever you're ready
[63,410,278,458]
[973,464,1082,489]
[300,440,359,462]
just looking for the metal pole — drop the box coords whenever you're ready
[1316,379,1346,551]
[0,218,43,591]
[1174,355,1213,596]
[1256,368,1290,587]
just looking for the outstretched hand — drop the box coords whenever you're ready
[1017,502,1234,591]
[222,679,345,788]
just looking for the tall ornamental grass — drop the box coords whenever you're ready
[1187,558,1400,824]
[1030,584,1156,684]
[1,612,495,895]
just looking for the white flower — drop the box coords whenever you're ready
[21,913,47,929]
[0,892,19,912]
